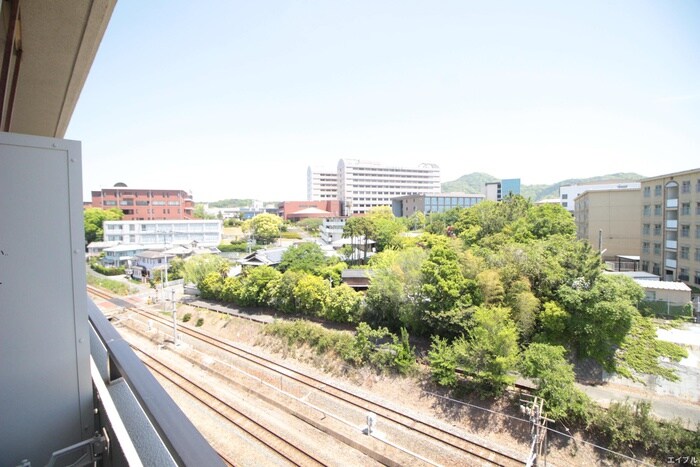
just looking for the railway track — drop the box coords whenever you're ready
[90,284,525,466]
[133,345,327,467]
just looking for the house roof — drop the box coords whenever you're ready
[136,251,174,259]
[635,280,691,292]
[239,247,288,266]
[290,207,332,215]
[87,241,119,249]
[341,269,373,279]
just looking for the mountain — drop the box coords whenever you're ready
[441,172,499,194]
[442,172,645,201]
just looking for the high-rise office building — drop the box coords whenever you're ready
[307,167,339,201]
[337,158,440,215]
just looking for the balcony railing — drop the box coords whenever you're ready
[666,220,678,229]
[88,298,224,466]
[666,199,678,209]
[665,258,677,269]
[666,240,677,250]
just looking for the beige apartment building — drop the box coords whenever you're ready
[640,169,700,287]
[575,188,641,261]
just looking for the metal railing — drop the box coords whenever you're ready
[88,298,224,467]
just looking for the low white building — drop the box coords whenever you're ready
[320,217,347,244]
[560,180,641,213]
[103,219,223,246]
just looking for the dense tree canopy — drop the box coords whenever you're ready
[84,207,123,245]
[243,213,283,244]
[279,242,327,273]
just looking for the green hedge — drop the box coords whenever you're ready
[90,261,125,276]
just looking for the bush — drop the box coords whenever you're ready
[218,241,262,253]
[182,313,192,323]
[89,260,125,276]
[195,318,204,327]
[280,231,302,240]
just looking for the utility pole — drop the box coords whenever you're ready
[521,395,551,466]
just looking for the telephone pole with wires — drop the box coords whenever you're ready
[520,395,552,466]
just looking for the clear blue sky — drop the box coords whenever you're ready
[67,1,700,202]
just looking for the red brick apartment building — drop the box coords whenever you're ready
[279,200,341,221]
[91,184,194,220]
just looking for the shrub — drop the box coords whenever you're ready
[182,313,192,323]
[195,318,204,327]
[280,231,302,239]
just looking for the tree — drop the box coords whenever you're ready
[519,343,590,420]
[476,269,504,305]
[279,242,327,273]
[237,265,281,306]
[407,211,426,231]
[324,284,362,323]
[293,273,329,316]
[246,213,283,245]
[193,204,215,219]
[342,216,375,263]
[557,274,640,369]
[367,207,406,252]
[183,254,229,285]
[84,207,123,245]
[297,218,323,234]
[457,305,520,395]
[270,270,303,313]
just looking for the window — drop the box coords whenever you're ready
[120,199,133,206]
[681,180,691,193]
[696,202,700,215]
[652,263,660,275]
[696,179,700,193]
[681,203,690,215]
[653,243,661,255]
[642,224,650,235]
[562,201,568,207]
[562,194,568,200]
[695,271,700,285]
[697,225,700,240]
[104,200,117,206]
[696,249,700,262]
[681,225,690,237]
[654,185,662,196]
[643,186,651,197]
[643,205,651,216]
[680,246,689,259]
[679,268,689,281]
[654,204,662,216]
[653,224,661,236]
[641,260,649,271]
[136,200,149,206]
[642,242,650,254]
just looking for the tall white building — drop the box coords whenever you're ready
[560,180,641,213]
[307,166,339,201]
[337,159,441,215]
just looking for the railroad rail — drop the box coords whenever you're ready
[132,345,326,467]
[89,284,525,466]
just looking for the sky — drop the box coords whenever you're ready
[67,1,700,202]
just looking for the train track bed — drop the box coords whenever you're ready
[126,326,385,466]
[114,301,526,466]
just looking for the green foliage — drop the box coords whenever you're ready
[367,207,407,252]
[428,336,458,387]
[193,204,216,219]
[589,401,700,456]
[86,274,135,296]
[292,274,329,316]
[324,284,363,323]
[237,266,281,307]
[535,301,569,344]
[84,207,123,244]
[476,269,504,305]
[198,271,225,299]
[167,257,185,281]
[406,211,426,231]
[279,242,327,273]
[195,318,204,327]
[297,218,323,234]
[280,231,302,239]
[519,343,590,421]
[183,255,229,285]
[458,305,520,395]
[89,259,125,276]
[244,213,283,244]
[208,198,255,208]
[557,274,641,370]
[182,313,192,322]
[343,215,376,263]
[218,241,261,252]
[270,270,303,313]
[614,314,687,382]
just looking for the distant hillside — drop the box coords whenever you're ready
[441,172,499,194]
[207,199,256,208]
[442,172,645,201]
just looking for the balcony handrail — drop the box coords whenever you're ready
[88,298,224,467]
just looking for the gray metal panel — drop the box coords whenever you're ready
[0,132,93,465]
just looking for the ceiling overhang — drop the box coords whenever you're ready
[0,0,116,138]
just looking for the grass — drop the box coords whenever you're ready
[87,274,136,295]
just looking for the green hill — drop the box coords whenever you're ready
[441,172,499,194]
[442,172,645,201]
